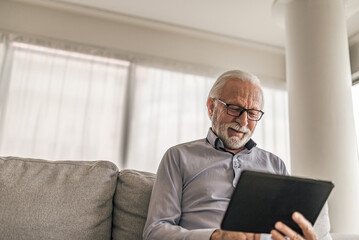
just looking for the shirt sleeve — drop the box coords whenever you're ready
[260,234,273,240]
[142,148,216,240]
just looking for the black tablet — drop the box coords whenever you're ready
[221,170,334,235]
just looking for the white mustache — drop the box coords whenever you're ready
[227,123,250,133]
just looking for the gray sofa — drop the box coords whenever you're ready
[0,156,154,240]
[0,156,358,240]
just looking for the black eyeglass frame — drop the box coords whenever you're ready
[214,98,264,121]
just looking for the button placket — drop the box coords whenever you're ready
[233,158,240,169]
[232,156,242,187]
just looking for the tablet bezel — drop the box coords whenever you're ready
[220,170,334,235]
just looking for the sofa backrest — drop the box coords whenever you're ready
[0,156,118,240]
[112,169,156,240]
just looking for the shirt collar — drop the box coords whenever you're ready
[206,128,257,152]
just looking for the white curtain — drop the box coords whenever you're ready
[125,65,291,173]
[125,65,215,172]
[0,34,4,72]
[352,83,359,155]
[0,32,292,173]
[252,88,290,170]
[0,35,129,166]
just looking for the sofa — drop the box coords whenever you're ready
[0,156,358,240]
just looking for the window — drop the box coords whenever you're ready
[125,66,290,172]
[252,88,290,170]
[0,32,291,173]
[125,66,215,172]
[0,41,129,164]
[0,33,5,82]
[0,41,3,68]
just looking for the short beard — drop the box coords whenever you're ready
[216,122,252,150]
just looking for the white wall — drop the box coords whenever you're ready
[0,0,286,89]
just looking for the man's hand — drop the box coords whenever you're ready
[210,229,261,240]
[271,212,318,240]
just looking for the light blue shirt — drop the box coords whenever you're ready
[143,129,288,240]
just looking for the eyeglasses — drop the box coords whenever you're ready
[214,98,264,121]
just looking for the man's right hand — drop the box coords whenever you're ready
[210,229,261,240]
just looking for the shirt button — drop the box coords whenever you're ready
[233,159,240,169]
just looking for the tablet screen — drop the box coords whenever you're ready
[221,170,334,235]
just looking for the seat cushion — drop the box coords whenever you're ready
[0,156,118,240]
[313,203,332,240]
[112,169,156,240]
[331,233,359,240]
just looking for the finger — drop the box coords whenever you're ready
[292,212,317,240]
[245,232,255,240]
[220,230,259,240]
[238,232,249,240]
[254,233,261,240]
[271,229,287,240]
[274,221,303,240]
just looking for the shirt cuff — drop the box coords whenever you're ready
[193,228,216,240]
[260,233,272,240]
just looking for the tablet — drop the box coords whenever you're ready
[221,170,334,235]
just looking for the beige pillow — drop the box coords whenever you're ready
[112,169,156,240]
[0,156,118,240]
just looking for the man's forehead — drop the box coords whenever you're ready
[221,79,261,95]
[220,79,263,106]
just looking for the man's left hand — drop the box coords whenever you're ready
[270,212,318,240]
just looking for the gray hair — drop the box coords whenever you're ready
[208,69,264,107]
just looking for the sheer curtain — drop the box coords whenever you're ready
[252,88,290,170]
[353,83,359,154]
[0,35,129,166]
[125,65,291,173]
[125,66,215,172]
[0,34,4,71]
[0,32,291,173]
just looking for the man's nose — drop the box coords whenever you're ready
[235,110,248,126]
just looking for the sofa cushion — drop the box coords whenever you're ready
[0,156,118,240]
[331,233,359,240]
[112,169,156,240]
[313,203,332,240]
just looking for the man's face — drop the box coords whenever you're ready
[207,78,263,152]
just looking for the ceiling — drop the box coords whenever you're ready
[44,0,359,48]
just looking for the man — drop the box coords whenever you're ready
[143,70,330,240]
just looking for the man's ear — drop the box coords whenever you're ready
[206,98,215,119]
